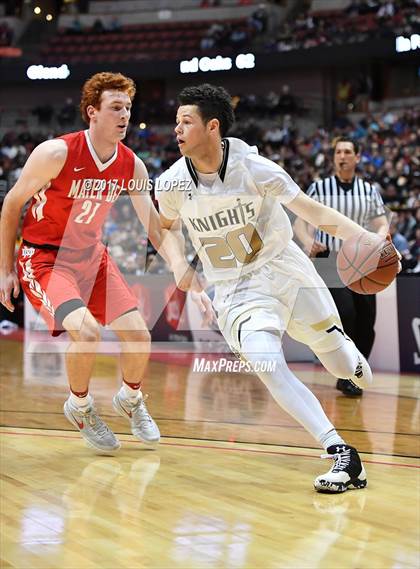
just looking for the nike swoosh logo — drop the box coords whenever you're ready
[74,167,85,172]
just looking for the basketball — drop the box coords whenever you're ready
[337,233,399,294]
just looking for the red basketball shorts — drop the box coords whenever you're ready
[17,241,138,335]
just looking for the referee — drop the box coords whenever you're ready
[294,137,388,396]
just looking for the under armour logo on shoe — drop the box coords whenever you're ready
[354,358,364,378]
[336,445,346,453]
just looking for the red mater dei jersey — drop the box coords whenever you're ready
[22,130,135,249]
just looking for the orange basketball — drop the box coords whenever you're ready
[337,233,399,294]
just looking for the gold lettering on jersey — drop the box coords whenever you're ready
[200,222,264,268]
[188,200,255,233]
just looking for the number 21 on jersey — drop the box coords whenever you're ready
[74,200,101,224]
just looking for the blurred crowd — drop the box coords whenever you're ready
[134,87,301,125]
[233,86,301,118]
[32,98,78,128]
[1,106,419,274]
[65,15,122,35]
[265,0,420,54]
[200,5,267,52]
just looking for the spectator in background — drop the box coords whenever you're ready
[390,218,410,254]
[200,0,221,6]
[389,217,415,272]
[108,16,122,33]
[230,26,248,48]
[201,22,225,51]
[264,90,280,117]
[200,34,215,50]
[336,80,352,113]
[294,137,389,397]
[249,5,268,34]
[278,85,298,114]
[354,72,372,112]
[377,1,395,19]
[68,16,83,34]
[57,98,77,128]
[398,209,417,241]
[345,0,362,17]
[0,22,13,46]
[32,104,54,126]
[409,224,420,273]
[92,18,105,34]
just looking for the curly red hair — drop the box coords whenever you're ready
[80,72,136,124]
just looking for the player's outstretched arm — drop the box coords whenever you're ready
[0,139,67,311]
[369,214,389,236]
[160,213,214,326]
[293,216,327,257]
[128,156,164,255]
[159,213,197,290]
[287,190,367,242]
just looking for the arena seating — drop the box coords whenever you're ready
[40,19,250,64]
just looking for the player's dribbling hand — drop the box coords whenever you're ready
[304,239,327,257]
[190,290,216,328]
[0,270,20,312]
[385,232,403,274]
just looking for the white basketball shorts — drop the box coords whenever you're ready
[213,240,348,355]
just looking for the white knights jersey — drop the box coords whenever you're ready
[156,137,300,283]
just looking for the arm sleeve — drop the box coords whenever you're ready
[246,153,300,204]
[155,176,180,220]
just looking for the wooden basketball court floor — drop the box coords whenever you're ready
[0,337,419,569]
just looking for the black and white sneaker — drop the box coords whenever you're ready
[336,378,363,397]
[314,445,367,493]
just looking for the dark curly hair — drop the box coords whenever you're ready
[178,83,235,137]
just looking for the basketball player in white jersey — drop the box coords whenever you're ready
[156,84,375,493]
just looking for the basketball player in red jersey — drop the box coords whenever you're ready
[0,72,161,452]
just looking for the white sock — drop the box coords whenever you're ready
[241,331,336,444]
[120,382,142,402]
[319,429,346,451]
[69,392,92,410]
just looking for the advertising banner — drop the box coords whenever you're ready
[397,277,420,374]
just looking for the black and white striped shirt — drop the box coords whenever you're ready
[307,175,386,252]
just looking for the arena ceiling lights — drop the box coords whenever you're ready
[180,53,255,74]
[26,64,71,80]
